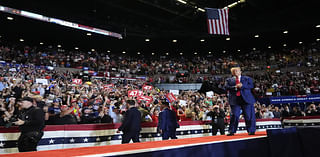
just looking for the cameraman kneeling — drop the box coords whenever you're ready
[13,97,45,152]
[207,105,225,136]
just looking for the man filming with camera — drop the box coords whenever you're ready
[13,97,45,152]
[207,105,226,136]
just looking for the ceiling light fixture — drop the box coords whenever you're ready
[176,0,187,4]
[283,30,288,34]
[7,17,13,20]
[254,35,259,38]
[197,8,205,12]
[145,39,150,42]
[226,38,230,41]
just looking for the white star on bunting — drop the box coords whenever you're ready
[49,139,55,144]
[0,142,4,147]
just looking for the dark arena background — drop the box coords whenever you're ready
[0,0,320,157]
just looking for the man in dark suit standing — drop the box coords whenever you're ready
[158,101,179,140]
[117,100,141,144]
[225,67,256,136]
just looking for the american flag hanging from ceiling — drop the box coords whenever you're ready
[206,8,229,35]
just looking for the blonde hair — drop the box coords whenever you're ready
[230,67,241,75]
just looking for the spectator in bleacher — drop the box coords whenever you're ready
[98,106,113,123]
[53,105,77,125]
[255,107,263,119]
[272,106,281,118]
[291,106,305,117]
[306,104,318,116]
[281,105,292,119]
[262,108,274,119]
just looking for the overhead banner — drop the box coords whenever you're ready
[270,95,320,104]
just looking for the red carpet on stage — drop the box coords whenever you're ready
[1,132,267,157]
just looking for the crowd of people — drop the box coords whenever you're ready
[0,40,320,128]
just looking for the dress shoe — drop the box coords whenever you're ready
[248,132,255,135]
[227,133,234,136]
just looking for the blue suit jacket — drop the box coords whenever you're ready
[158,108,178,131]
[225,76,256,105]
[118,107,141,133]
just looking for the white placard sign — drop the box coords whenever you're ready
[170,90,179,95]
[36,79,48,85]
[206,91,214,98]
[179,100,187,106]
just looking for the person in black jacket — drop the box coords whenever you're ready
[117,100,141,144]
[207,105,226,136]
[13,97,45,152]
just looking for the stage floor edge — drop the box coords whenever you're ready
[1,131,267,157]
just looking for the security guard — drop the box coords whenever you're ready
[13,97,45,152]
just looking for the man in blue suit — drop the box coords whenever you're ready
[117,100,141,143]
[158,101,179,140]
[225,67,256,136]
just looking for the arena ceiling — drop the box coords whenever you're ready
[0,0,319,56]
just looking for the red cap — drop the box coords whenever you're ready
[60,105,68,109]
[33,91,40,95]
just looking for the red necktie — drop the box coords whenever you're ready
[236,76,241,96]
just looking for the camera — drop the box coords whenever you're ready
[4,117,18,128]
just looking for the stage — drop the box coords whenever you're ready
[2,127,320,157]
[1,131,268,157]
[0,119,282,154]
